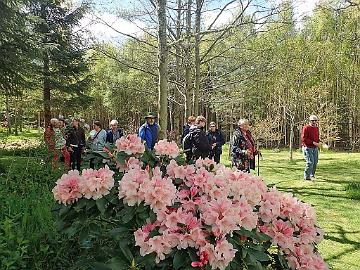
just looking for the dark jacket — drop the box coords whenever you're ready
[231,128,257,170]
[106,128,124,143]
[189,126,211,159]
[138,122,159,150]
[206,129,225,155]
[181,124,191,144]
[66,126,86,148]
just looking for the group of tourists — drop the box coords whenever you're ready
[44,112,321,179]
[44,117,123,171]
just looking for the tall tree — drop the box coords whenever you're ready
[156,0,169,139]
[29,0,90,125]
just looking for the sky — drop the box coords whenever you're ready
[78,0,321,43]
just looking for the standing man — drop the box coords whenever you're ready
[66,118,86,171]
[301,115,320,180]
[206,122,225,163]
[139,112,159,150]
[106,119,124,143]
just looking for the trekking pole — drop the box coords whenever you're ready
[257,152,260,176]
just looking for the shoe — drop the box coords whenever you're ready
[310,175,315,179]
[304,177,311,181]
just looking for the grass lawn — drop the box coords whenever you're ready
[222,146,360,270]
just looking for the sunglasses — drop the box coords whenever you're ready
[311,120,317,122]
[210,126,216,128]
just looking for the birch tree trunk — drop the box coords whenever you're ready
[157,0,169,139]
[185,0,192,118]
[193,0,202,116]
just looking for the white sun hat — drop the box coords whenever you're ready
[309,115,318,121]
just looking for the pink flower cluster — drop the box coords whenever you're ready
[154,139,180,158]
[259,189,327,270]
[119,158,328,270]
[52,166,115,204]
[115,134,145,155]
[52,170,83,205]
[80,166,115,199]
[118,167,177,212]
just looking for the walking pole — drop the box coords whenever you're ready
[257,152,260,176]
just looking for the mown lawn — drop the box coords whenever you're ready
[222,146,360,270]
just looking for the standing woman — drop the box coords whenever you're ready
[44,118,58,170]
[66,118,86,171]
[54,120,70,172]
[88,121,107,169]
[206,122,225,163]
[231,119,258,173]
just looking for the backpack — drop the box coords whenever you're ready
[182,132,193,155]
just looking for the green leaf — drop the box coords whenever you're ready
[251,250,270,262]
[119,241,133,263]
[89,223,101,235]
[89,262,112,270]
[109,227,129,237]
[107,257,129,270]
[86,199,96,210]
[173,250,188,270]
[79,226,90,246]
[96,198,107,214]
[120,205,136,223]
[117,152,128,164]
[74,198,87,211]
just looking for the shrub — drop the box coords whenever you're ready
[51,135,329,270]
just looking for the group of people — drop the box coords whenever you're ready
[44,117,123,171]
[180,116,259,173]
[44,112,320,179]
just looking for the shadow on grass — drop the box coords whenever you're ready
[324,225,360,263]
[277,186,351,200]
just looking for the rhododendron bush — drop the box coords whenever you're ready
[52,135,328,270]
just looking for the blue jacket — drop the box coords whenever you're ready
[139,122,159,150]
[106,128,124,143]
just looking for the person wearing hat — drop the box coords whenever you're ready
[66,118,86,171]
[301,115,320,180]
[138,112,159,150]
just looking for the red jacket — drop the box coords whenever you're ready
[301,125,319,148]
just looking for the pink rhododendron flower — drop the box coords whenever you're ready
[154,139,180,158]
[116,134,145,155]
[118,167,149,206]
[201,239,236,270]
[52,170,83,205]
[80,166,115,200]
[140,175,177,213]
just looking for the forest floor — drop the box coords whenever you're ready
[0,130,359,269]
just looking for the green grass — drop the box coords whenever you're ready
[222,146,360,270]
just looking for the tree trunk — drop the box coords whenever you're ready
[157,0,169,139]
[43,52,51,126]
[185,0,192,118]
[5,92,11,134]
[174,0,182,140]
[193,0,202,116]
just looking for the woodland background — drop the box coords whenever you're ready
[1,0,359,150]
